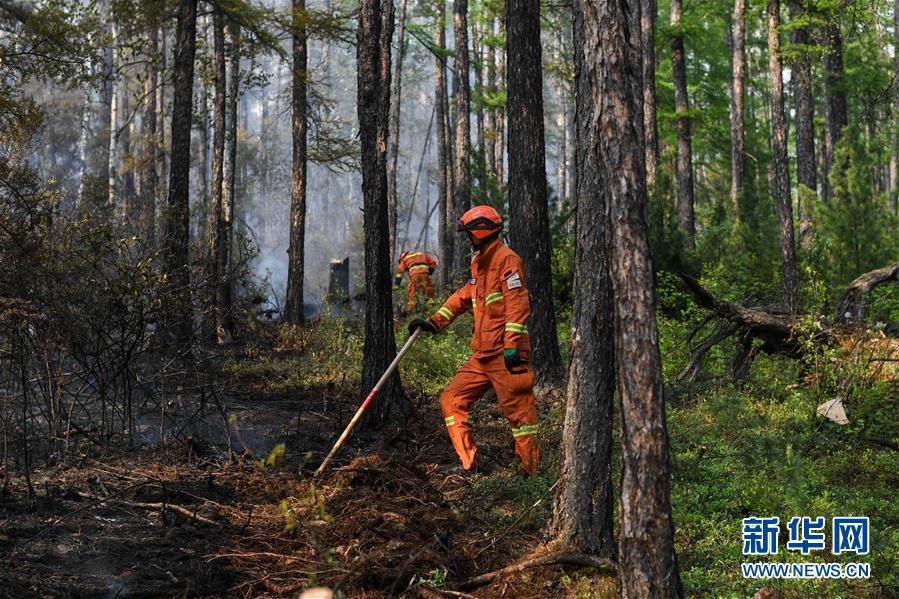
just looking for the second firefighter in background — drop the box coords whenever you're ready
[395,251,437,311]
[408,205,540,476]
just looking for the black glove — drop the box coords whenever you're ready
[394,276,402,287]
[503,349,526,372]
[428,267,435,275]
[408,318,437,335]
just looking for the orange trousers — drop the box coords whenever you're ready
[439,354,540,475]
[407,273,435,310]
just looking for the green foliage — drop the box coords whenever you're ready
[811,128,899,292]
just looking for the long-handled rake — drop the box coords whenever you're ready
[314,328,422,476]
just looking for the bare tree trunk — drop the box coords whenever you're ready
[549,0,615,558]
[221,21,240,335]
[790,0,816,244]
[768,0,798,312]
[495,17,505,188]
[387,0,408,264]
[730,0,746,212]
[583,0,683,593]
[822,24,847,202]
[209,11,226,337]
[670,0,695,245]
[120,77,135,228]
[358,0,403,427]
[141,29,159,242]
[485,18,497,177]
[196,17,209,241]
[107,20,119,223]
[641,0,659,189]
[435,0,453,288]
[285,0,308,326]
[452,0,471,275]
[473,20,485,173]
[161,0,198,352]
[506,0,564,388]
[155,26,167,247]
[892,0,899,212]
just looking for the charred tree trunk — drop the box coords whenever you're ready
[161,0,198,353]
[285,0,308,326]
[790,0,816,244]
[209,11,226,337]
[822,24,848,202]
[435,0,453,288]
[642,0,659,189]
[506,0,564,388]
[730,0,746,211]
[670,0,695,245]
[549,0,615,558]
[106,19,119,223]
[387,0,408,264]
[583,0,683,594]
[768,0,798,312]
[452,0,471,274]
[155,25,167,246]
[358,0,403,427]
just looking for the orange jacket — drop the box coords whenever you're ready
[396,251,437,281]
[428,239,530,358]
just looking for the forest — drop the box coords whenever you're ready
[0,0,897,596]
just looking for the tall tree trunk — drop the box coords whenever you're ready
[209,11,226,337]
[141,29,159,243]
[435,0,453,288]
[822,23,848,202]
[196,17,209,241]
[162,0,198,352]
[387,0,408,263]
[892,0,899,212]
[485,18,497,177]
[730,0,746,212]
[582,0,683,594]
[473,20,485,172]
[642,0,659,189]
[549,0,615,558]
[452,0,471,274]
[768,0,798,312]
[221,22,240,335]
[107,20,119,222]
[495,16,505,189]
[790,0,816,244]
[670,0,695,245]
[506,0,564,387]
[285,0,308,326]
[120,78,136,228]
[155,25,167,247]
[358,0,402,427]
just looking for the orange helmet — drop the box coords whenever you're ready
[457,205,502,241]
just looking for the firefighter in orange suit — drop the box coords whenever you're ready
[395,250,438,311]
[407,205,539,476]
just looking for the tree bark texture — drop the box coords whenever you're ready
[387,0,408,264]
[155,25,167,246]
[285,0,308,326]
[435,0,453,288]
[582,0,683,594]
[893,0,899,212]
[209,11,226,336]
[549,0,615,558]
[162,0,198,352]
[730,0,746,212]
[768,0,798,313]
[641,0,659,189]
[141,29,159,244]
[506,0,564,388]
[452,0,471,276]
[220,22,239,335]
[822,24,848,202]
[357,0,402,426]
[669,0,695,245]
[789,0,816,244]
[485,18,497,177]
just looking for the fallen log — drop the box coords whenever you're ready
[835,262,899,325]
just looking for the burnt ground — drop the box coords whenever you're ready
[0,355,616,598]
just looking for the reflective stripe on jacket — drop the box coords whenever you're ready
[428,239,531,358]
